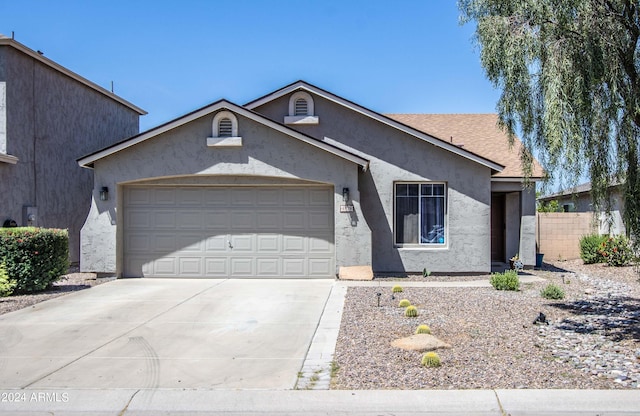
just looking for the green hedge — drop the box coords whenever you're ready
[0,227,69,293]
[579,234,608,264]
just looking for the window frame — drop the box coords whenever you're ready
[393,181,448,248]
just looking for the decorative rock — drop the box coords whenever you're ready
[391,334,451,352]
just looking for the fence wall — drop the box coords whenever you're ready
[536,212,597,261]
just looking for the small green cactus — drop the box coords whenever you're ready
[422,268,432,277]
[422,351,441,367]
[415,324,431,335]
[398,299,411,307]
[392,285,403,293]
[405,305,418,317]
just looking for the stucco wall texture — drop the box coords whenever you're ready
[81,112,370,275]
[255,93,493,273]
[0,45,140,263]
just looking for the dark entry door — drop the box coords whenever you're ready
[491,194,505,262]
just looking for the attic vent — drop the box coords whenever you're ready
[294,98,308,116]
[218,118,233,137]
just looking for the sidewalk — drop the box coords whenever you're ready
[1,388,639,415]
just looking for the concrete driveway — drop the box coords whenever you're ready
[0,278,334,390]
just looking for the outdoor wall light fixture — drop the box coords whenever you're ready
[342,187,349,202]
[100,187,109,201]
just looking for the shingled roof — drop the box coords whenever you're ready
[385,113,544,179]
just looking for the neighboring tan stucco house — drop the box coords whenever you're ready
[538,181,625,235]
[78,81,543,278]
[0,34,145,263]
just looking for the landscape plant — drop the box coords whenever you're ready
[599,235,634,267]
[415,324,431,335]
[0,263,16,297]
[490,270,520,291]
[421,352,441,367]
[398,299,411,308]
[392,285,403,293]
[405,305,418,317]
[0,227,69,293]
[540,283,565,300]
[580,234,608,264]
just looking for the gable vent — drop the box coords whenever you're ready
[218,118,233,137]
[294,98,308,116]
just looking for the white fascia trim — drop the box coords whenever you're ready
[0,153,18,164]
[0,38,146,115]
[78,101,369,169]
[246,82,504,172]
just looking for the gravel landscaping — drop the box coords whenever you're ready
[333,260,640,390]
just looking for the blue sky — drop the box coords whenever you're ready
[2,0,500,132]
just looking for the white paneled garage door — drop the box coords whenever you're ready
[123,186,335,278]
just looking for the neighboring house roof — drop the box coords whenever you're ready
[538,181,622,201]
[0,34,146,115]
[245,81,505,174]
[386,113,545,180]
[78,99,370,169]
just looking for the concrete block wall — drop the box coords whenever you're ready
[536,212,597,261]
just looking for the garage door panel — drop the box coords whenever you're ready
[231,211,256,229]
[179,258,203,275]
[178,188,203,205]
[283,258,305,276]
[256,211,281,229]
[283,211,305,229]
[309,188,332,206]
[155,257,178,275]
[127,211,151,229]
[256,235,279,252]
[230,258,253,276]
[154,211,176,228]
[230,234,253,251]
[127,234,150,252]
[205,235,228,252]
[308,259,332,277]
[154,234,176,252]
[205,258,228,276]
[205,212,229,230]
[154,188,177,205]
[309,211,332,229]
[124,186,334,278]
[203,188,230,205]
[257,258,279,276]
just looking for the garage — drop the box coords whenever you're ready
[123,185,335,278]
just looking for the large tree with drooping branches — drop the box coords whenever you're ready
[459,0,640,244]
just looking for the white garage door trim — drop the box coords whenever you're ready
[123,185,335,278]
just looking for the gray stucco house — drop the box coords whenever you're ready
[0,34,145,263]
[78,81,543,278]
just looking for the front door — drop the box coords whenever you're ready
[491,194,505,262]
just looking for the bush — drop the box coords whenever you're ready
[490,270,520,291]
[599,235,634,267]
[421,352,441,367]
[0,227,69,293]
[405,305,418,317]
[398,299,411,307]
[580,234,608,264]
[540,283,565,300]
[392,285,403,293]
[415,324,431,335]
[0,263,16,297]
